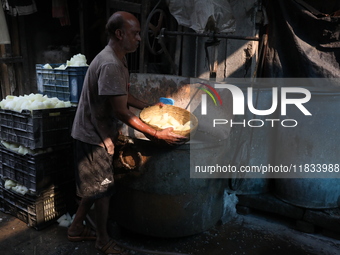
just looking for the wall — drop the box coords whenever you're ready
[1,0,88,98]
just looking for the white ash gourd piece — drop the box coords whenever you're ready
[43,53,88,70]
[143,112,192,131]
[0,93,72,113]
[140,104,199,140]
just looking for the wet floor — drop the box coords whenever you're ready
[0,210,339,255]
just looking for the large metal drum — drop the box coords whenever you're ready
[275,88,340,209]
[226,84,277,194]
[112,133,227,237]
[112,74,238,237]
[275,179,340,209]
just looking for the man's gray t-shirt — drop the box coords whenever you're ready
[71,45,129,155]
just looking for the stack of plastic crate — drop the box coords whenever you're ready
[0,106,76,230]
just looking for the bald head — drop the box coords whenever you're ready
[106,11,139,38]
[105,11,141,55]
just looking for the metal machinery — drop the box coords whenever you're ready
[143,0,265,78]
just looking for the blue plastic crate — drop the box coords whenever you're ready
[36,64,88,103]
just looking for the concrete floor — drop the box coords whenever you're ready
[0,209,340,255]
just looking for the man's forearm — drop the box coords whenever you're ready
[116,109,157,137]
[127,94,151,109]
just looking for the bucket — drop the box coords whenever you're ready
[275,87,340,208]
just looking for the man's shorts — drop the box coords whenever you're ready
[73,139,115,199]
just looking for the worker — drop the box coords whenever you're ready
[67,11,187,255]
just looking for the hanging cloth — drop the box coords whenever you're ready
[0,1,11,44]
[52,0,70,26]
[2,0,37,16]
[264,0,340,78]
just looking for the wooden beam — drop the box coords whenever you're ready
[18,16,31,95]
[139,0,150,73]
[0,45,11,98]
[107,0,141,13]
[78,0,89,56]
[174,26,183,75]
[7,16,19,95]
[0,56,23,63]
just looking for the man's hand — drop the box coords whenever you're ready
[152,102,165,107]
[114,95,189,146]
[154,127,189,146]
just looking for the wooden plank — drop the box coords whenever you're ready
[107,0,141,14]
[139,0,149,73]
[174,26,183,75]
[7,63,17,95]
[0,56,23,63]
[18,16,31,95]
[78,0,90,59]
[0,64,7,99]
[0,63,12,98]
[0,45,11,98]
[6,18,19,96]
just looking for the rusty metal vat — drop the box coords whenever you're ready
[225,84,277,194]
[275,179,340,209]
[274,87,340,208]
[112,74,239,237]
[112,132,228,237]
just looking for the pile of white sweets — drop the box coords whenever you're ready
[4,179,29,195]
[57,213,75,228]
[1,140,51,155]
[1,140,52,196]
[43,53,88,70]
[143,112,191,131]
[0,93,72,112]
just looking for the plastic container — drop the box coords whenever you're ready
[36,64,88,103]
[0,144,74,194]
[0,107,76,149]
[0,183,69,230]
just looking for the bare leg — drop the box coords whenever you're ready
[94,196,127,254]
[68,197,95,237]
[94,195,111,246]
